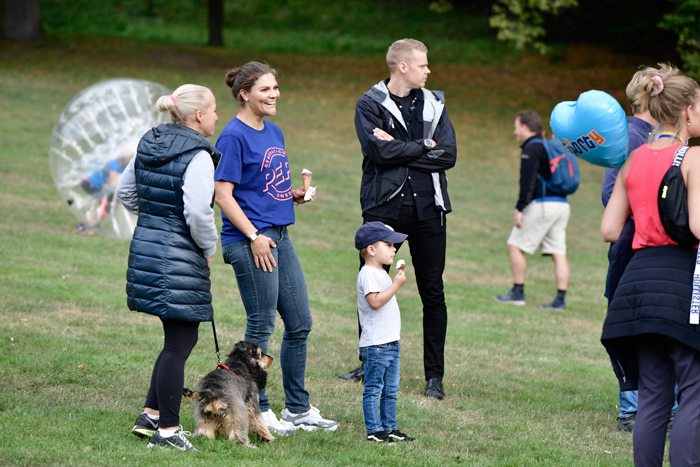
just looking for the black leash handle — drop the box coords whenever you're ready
[211,319,221,364]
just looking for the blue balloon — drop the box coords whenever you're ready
[550,90,629,168]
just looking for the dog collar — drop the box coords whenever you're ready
[216,363,229,370]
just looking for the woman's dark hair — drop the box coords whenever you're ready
[225,61,277,106]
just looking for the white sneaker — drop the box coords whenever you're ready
[261,408,294,435]
[280,404,338,432]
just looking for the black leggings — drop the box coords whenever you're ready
[144,319,199,428]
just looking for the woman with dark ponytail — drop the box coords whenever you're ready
[214,62,338,434]
[602,64,700,466]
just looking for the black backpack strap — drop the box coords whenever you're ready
[672,145,690,167]
[672,145,700,324]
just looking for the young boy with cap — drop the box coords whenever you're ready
[355,221,415,443]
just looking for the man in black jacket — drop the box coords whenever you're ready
[336,38,457,400]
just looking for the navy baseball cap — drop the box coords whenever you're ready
[355,222,408,250]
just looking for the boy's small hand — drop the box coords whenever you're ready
[394,269,406,287]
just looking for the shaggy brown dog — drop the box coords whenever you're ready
[183,340,275,446]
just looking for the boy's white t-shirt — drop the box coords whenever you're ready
[357,265,401,348]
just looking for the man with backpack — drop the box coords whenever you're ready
[495,110,574,309]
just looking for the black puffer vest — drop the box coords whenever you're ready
[126,123,221,322]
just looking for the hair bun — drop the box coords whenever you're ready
[225,67,242,89]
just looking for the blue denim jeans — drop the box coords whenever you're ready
[619,387,678,418]
[619,390,638,418]
[222,226,312,413]
[360,341,400,433]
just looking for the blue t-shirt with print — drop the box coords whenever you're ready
[215,118,295,245]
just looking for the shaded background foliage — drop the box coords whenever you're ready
[0,0,683,65]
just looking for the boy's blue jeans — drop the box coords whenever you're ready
[361,341,400,433]
[222,226,312,414]
[619,390,638,418]
[619,387,678,418]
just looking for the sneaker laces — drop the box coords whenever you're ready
[175,428,195,448]
[174,426,194,438]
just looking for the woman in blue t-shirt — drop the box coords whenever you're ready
[214,61,338,434]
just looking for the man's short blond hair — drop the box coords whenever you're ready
[386,38,428,73]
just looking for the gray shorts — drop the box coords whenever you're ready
[507,201,570,255]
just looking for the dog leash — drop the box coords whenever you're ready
[211,319,229,370]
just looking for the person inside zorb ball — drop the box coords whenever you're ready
[49,78,170,238]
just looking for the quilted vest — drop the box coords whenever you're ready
[126,123,221,322]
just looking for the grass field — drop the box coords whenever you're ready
[0,32,663,465]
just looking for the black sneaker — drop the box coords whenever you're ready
[425,378,445,400]
[495,289,525,306]
[615,415,635,433]
[335,363,364,382]
[132,413,159,439]
[388,429,415,442]
[147,428,199,452]
[367,431,395,443]
[541,299,566,310]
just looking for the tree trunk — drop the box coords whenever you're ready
[2,0,44,42]
[208,0,223,47]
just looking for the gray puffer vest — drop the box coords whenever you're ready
[126,123,221,322]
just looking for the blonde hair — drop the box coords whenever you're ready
[632,63,700,136]
[156,84,213,125]
[626,67,659,114]
[386,38,428,73]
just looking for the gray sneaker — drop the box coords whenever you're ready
[132,413,158,439]
[147,428,199,452]
[280,405,338,432]
[495,289,525,306]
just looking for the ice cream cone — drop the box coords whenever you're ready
[302,168,312,191]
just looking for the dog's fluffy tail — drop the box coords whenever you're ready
[182,387,217,403]
[182,387,227,416]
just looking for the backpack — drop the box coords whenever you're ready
[525,137,580,196]
[658,145,699,247]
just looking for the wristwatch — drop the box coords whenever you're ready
[248,230,261,242]
[423,139,435,150]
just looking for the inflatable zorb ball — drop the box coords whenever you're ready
[550,90,629,168]
[49,78,170,239]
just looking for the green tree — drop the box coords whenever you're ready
[487,0,700,78]
[488,0,577,53]
[659,0,700,78]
